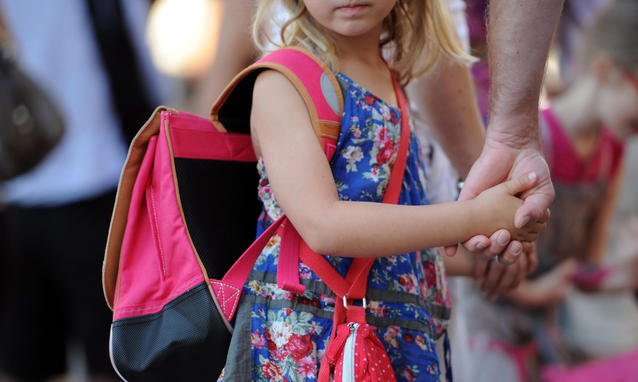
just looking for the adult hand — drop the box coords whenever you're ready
[466,236,538,298]
[446,141,554,259]
[473,242,538,298]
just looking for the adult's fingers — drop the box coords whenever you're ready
[481,260,505,296]
[485,261,520,297]
[522,241,538,274]
[512,249,529,287]
[480,229,510,257]
[498,240,522,266]
[497,252,528,295]
[481,247,528,297]
[473,256,490,284]
[447,234,492,257]
[463,235,492,252]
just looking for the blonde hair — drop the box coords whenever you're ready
[582,0,638,74]
[253,0,474,85]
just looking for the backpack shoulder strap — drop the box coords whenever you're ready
[212,48,344,299]
[210,47,343,157]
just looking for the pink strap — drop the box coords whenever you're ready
[382,73,411,204]
[220,216,286,289]
[278,73,412,298]
[297,240,373,301]
[220,48,341,293]
[255,48,341,126]
[277,219,305,294]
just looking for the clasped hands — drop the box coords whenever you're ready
[448,145,555,297]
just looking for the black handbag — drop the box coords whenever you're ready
[0,41,65,180]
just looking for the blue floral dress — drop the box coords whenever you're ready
[219,73,451,382]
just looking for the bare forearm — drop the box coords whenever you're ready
[487,0,564,148]
[298,200,503,258]
[408,57,485,177]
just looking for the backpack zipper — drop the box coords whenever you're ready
[342,322,359,382]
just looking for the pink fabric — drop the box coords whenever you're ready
[114,111,207,320]
[542,107,624,184]
[256,49,340,124]
[278,219,306,294]
[541,349,638,382]
[327,320,397,382]
[169,112,256,162]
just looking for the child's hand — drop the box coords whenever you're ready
[473,172,544,242]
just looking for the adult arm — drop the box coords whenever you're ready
[186,0,257,115]
[409,50,536,272]
[460,0,563,228]
[407,52,485,178]
[408,49,538,289]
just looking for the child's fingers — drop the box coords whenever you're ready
[514,221,546,243]
[514,199,547,228]
[502,172,538,196]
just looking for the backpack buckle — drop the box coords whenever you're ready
[342,295,367,310]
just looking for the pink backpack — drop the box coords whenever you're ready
[102,48,343,381]
[103,47,410,381]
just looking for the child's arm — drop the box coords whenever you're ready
[251,70,540,258]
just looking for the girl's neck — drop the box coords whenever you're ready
[551,76,604,159]
[330,27,397,106]
[331,27,386,73]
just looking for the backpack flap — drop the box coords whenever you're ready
[101,47,343,381]
[103,106,171,310]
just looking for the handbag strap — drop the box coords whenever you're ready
[280,72,412,298]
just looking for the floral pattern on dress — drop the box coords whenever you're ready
[251,309,325,382]
[221,72,450,382]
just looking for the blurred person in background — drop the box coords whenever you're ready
[559,136,638,367]
[185,0,256,116]
[459,1,638,380]
[0,0,172,380]
[556,0,614,89]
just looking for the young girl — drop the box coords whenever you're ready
[460,1,638,380]
[219,1,541,380]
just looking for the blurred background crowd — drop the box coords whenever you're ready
[0,0,637,381]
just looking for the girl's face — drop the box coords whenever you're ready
[598,70,638,140]
[302,0,397,39]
